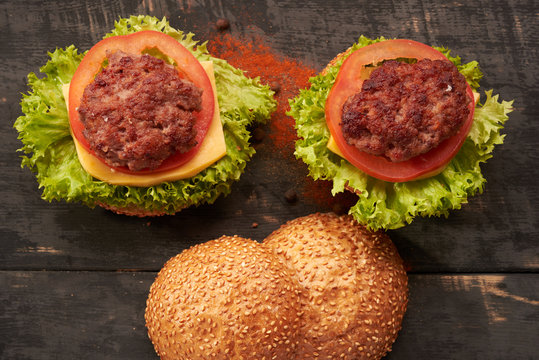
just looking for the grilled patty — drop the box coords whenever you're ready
[341,59,470,162]
[78,50,203,171]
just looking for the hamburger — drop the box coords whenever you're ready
[289,36,513,230]
[14,15,275,216]
[145,213,408,359]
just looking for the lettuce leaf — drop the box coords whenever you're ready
[289,36,512,230]
[14,15,276,214]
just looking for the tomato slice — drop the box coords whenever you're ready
[69,30,215,175]
[325,39,475,182]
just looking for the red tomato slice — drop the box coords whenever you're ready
[69,30,215,175]
[325,39,475,182]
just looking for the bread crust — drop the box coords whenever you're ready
[322,46,354,75]
[97,202,173,217]
[144,213,408,360]
[145,235,303,360]
[264,213,408,360]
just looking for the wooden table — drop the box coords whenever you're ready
[1,1,537,359]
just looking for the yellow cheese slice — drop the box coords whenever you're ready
[326,135,344,158]
[62,61,226,187]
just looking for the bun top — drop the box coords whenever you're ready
[263,213,408,359]
[145,213,408,360]
[145,235,303,360]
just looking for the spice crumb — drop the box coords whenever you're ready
[251,127,265,143]
[252,222,259,228]
[269,81,281,94]
[216,18,230,31]
[284,189,298,203]
[332,202,346,215]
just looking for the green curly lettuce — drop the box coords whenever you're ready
[14,15,276,214]
[289,35,512,230]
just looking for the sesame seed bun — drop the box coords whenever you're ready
[144,214,407,359]
[263,213,408,359]
[322,46,354,75]
[144,235,303,359]
[97,202,182,217]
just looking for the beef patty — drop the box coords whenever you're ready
[77,50,203,171]
[341,59,470,162]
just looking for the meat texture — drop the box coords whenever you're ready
[78,50,203,171]
[341,59,470,162]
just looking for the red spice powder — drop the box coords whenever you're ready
[207,32,357,211]
[303,179,359,214]
[208,33,314,155]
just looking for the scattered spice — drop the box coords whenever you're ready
[208,33,315,157]
[331,201,346,215]
[207,31,357,213]
[284,189,298,203]
[269,81,281,94]
[251,222,259,228]
[403,261,413,272]
[251,127,265,143]
[302,179,358,211]
[215,18,230,31]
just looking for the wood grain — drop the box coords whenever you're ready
[1,0,537,272]
[1,0,537,359]
[0,271,537,359]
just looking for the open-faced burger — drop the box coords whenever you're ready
[289,36,513,230]
[14,16,275,216]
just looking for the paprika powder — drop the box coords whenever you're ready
[208,31,358,211]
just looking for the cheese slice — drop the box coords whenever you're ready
[63,61,226,187]
[326,135,344,158]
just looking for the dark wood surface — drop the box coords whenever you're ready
[1,0,537,359]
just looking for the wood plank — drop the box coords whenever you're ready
[1,1,537,359]
[390,274,539,359]
[0,271,156,359]
[1,271,537,359]
[1,1,537,274]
